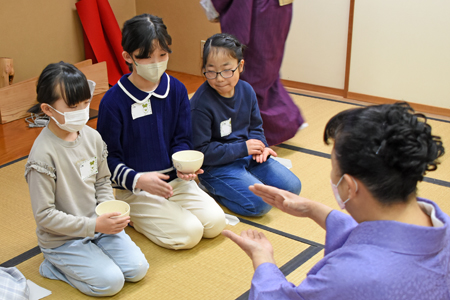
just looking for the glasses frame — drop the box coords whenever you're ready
[203,61,241,80]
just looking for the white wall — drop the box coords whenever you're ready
[280,0,350,89]
[349,0,450,109]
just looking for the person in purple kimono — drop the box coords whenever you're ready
[209,0,305,146]
[223,102,449,299]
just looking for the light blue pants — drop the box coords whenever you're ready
[39,230,148,297]
[199,156,302,217]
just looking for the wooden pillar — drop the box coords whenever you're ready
[0,58,14,88]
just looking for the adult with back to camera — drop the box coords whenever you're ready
[223,102,450,299]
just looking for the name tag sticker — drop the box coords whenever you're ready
[80,157,98,180]
[131,99,152,120]
[220,118,232,137]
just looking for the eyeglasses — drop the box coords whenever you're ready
[203,62,241,80]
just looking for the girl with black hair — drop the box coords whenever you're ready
[190,33,301,217]
[25,62,148,297]
[97,14,226,250]
[223,103,449,299]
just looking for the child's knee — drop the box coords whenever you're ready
[203,210,227,238]
[179,219,204,249]
[125,258,149,282]
[240,201,272,217]
[164,218,204,250]
[84,266,125,296]
[289,176,302,195]
[251,202,272,216]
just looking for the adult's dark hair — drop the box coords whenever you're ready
[122,14,172,72]
[202,33,245,70]
[28,62,90,114]
[324,102,445,204]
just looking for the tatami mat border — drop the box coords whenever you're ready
[236,245,322,300]
[289,92,450,124]
[0,246,41,268]
[236,218,324,299]
[277,144,331,159]
[0,155,28,169]
[239,218,324,248]
[278,143,450,188]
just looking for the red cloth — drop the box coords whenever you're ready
[76,0,128,85]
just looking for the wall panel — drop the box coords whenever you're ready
[349,0,450,109]
[281,0,350,90]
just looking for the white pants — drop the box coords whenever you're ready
[116,179,226,250]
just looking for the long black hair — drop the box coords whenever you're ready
[324,102,445,204]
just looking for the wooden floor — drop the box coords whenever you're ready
[0,71,204,166]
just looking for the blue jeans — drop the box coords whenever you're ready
[39,230,149,297]
[199,156,301,217]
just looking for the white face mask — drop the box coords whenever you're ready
[133,59,168,83]
[330,175,358,210]
[48,104,90,133]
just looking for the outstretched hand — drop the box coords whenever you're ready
[249,183,312,218]
[249,184,333,229]
[222,229,275,270]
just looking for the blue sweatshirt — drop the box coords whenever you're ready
[190,80,267,166]
[97,73,192,190]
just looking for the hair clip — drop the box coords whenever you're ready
[376,140,386,155]
[376,145,382,155]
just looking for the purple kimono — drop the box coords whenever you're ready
[250,198,450,299]
[212,0,304,146]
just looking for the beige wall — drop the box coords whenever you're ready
[349,0,450,109]
[281,0,350,89]
[0,0,135,83]
[136,0,220,76]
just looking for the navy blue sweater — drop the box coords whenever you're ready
[97,73,192,190]
[190,80,267,166]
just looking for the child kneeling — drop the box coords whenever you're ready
[25,62,148,297]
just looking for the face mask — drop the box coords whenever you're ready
[133,58,168,83]
[330,175,358,210]
[48,104,90,133]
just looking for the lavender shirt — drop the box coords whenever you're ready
[250,198,450,299]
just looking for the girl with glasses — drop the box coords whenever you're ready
[190,33,302,217]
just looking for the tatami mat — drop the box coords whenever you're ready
[14,224,313,299]
[1,92,449,299]
[0,158,38,263]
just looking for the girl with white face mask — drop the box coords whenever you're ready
[25,62,149,296]
[97,14,226,251]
